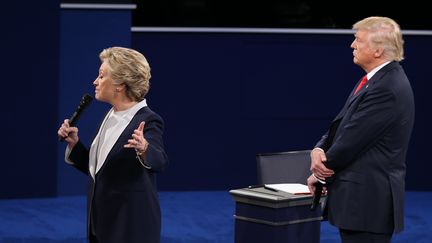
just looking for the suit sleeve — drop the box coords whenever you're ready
[315,131,330,151]
[324,85,397,171]
[142,114,169,172]
[68,140,90,175]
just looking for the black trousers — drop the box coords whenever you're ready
[89,233,99,243]
[339,229,392,243]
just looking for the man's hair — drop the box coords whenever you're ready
[353,16,404,61]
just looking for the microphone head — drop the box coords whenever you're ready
[81,94,93,105]
[69,94,93,126]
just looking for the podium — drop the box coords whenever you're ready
[230,187,323,243]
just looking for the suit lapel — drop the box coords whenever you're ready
[94,107,147,175]
[325,62,401,152]
[89,110,112,180]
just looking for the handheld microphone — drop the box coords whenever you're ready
[310,182,323,211]
[59,94,93,141]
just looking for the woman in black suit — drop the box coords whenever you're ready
[58,47,168,243]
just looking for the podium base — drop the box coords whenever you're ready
[230,187,323,243]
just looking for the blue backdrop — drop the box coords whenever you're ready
[131,32,429,191]
[57,7,133,195]
[1,1,59,198]
[1,1,430,199]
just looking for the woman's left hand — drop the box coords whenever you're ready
[124,121,149,156]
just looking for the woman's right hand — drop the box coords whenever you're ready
[58,119,79,148]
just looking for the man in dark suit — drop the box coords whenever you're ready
[307,17,415,243]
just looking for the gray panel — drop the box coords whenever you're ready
[256,150,312,185]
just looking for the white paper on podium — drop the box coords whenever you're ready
[264,183,312,195]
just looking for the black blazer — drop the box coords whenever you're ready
[316,61,414,234]
[69,106,168,243]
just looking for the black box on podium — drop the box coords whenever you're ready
[230,187,323,243]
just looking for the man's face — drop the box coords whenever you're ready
[351,29,375,70]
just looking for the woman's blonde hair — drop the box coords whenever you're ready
[99,47,151,101]
[353,16,405,61]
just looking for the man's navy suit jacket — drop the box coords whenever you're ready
[69,106,168,243]
[316,61,415,234]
